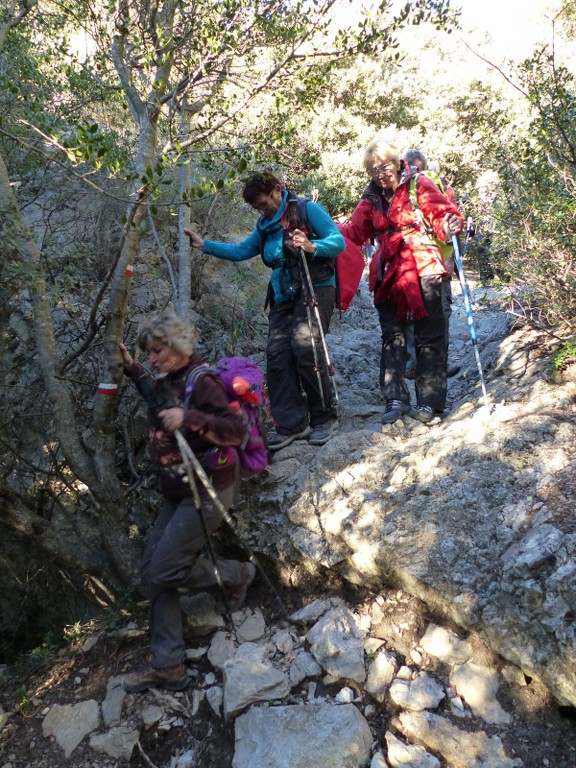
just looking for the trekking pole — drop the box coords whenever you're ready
[174,430,237,634]
[451,235,489,405]
[288,201,339,411]
[133,375,290,621]
[299,253,340,410]
[297,258,326,411]
[173,430,290,621]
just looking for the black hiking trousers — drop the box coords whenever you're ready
[376,274,447,413]
[406,279,452,370]
[267,285,337,434]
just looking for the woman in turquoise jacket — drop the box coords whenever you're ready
[185,171,345,449]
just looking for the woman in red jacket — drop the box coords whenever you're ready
[340,139,463,424]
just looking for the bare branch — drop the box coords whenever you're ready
[461,38,530,99]
[147,204,178,296]
[110,7,147,123]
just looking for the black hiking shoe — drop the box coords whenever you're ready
[268,426,311,452]
[308,419,339,446]
[381,400,411,424]
[409,405,438,423]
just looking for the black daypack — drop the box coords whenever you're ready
[280,195,364,311]
[257,193,335,297]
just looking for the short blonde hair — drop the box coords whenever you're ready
[136,312,198,357]
[363,138,401,171]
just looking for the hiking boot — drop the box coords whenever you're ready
[381,400,411,424]
[447,364,461,378]
[123,663,189,693]
[409,405,436,423]
[226,562,257,611]
[268,426,311,452]
[404,368,416,380]
[308,419,339,446]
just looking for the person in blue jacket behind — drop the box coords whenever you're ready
[184,171,345,450]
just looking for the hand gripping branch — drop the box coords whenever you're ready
[452,235,489,405]
[287,200,339,412]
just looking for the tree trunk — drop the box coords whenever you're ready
[177,110,192,318]
[0,149,141,587]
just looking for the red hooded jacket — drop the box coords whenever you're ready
[340,161,463,319]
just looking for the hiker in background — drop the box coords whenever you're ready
[340,138,464,424]
[184,171,345,449]
[403,149,460,380]
[427,160,458,208]
[119,312,255,693]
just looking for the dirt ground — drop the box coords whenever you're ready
[1,563,576,768]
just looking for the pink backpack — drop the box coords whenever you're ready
[185,356,269,476]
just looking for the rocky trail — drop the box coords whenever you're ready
[1,272,576,768]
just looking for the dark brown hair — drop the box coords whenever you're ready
[242,171,282,205]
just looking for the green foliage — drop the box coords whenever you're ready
[62,615,123,646]
[14,685,35,716]
[558,0,576,38]
[52,121,128,175]
[553,339,576,369]
[453,45,576,334]
[298,162,367,219]
[1,0,461,214]
[30,629,60,660]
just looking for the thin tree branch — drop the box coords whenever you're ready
[461,38,530,99]
[147,204,178,295]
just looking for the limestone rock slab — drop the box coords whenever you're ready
[365,650,396,702]
[450,662,511,724]
[42,700,100,758]
[233,703,372,768]
[307,606,366,683]
[395,710,523,768]
[388,673,445,711]
[245,340,576,707]
[223,656,290,719]
[385,730,441,768]
[89,725,139,760]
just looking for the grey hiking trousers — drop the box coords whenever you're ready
[142,485,240,669]
[266,285,337,433]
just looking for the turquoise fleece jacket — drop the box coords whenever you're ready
[202,191,345,305]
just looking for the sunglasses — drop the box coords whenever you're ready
[369,162,395,179]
